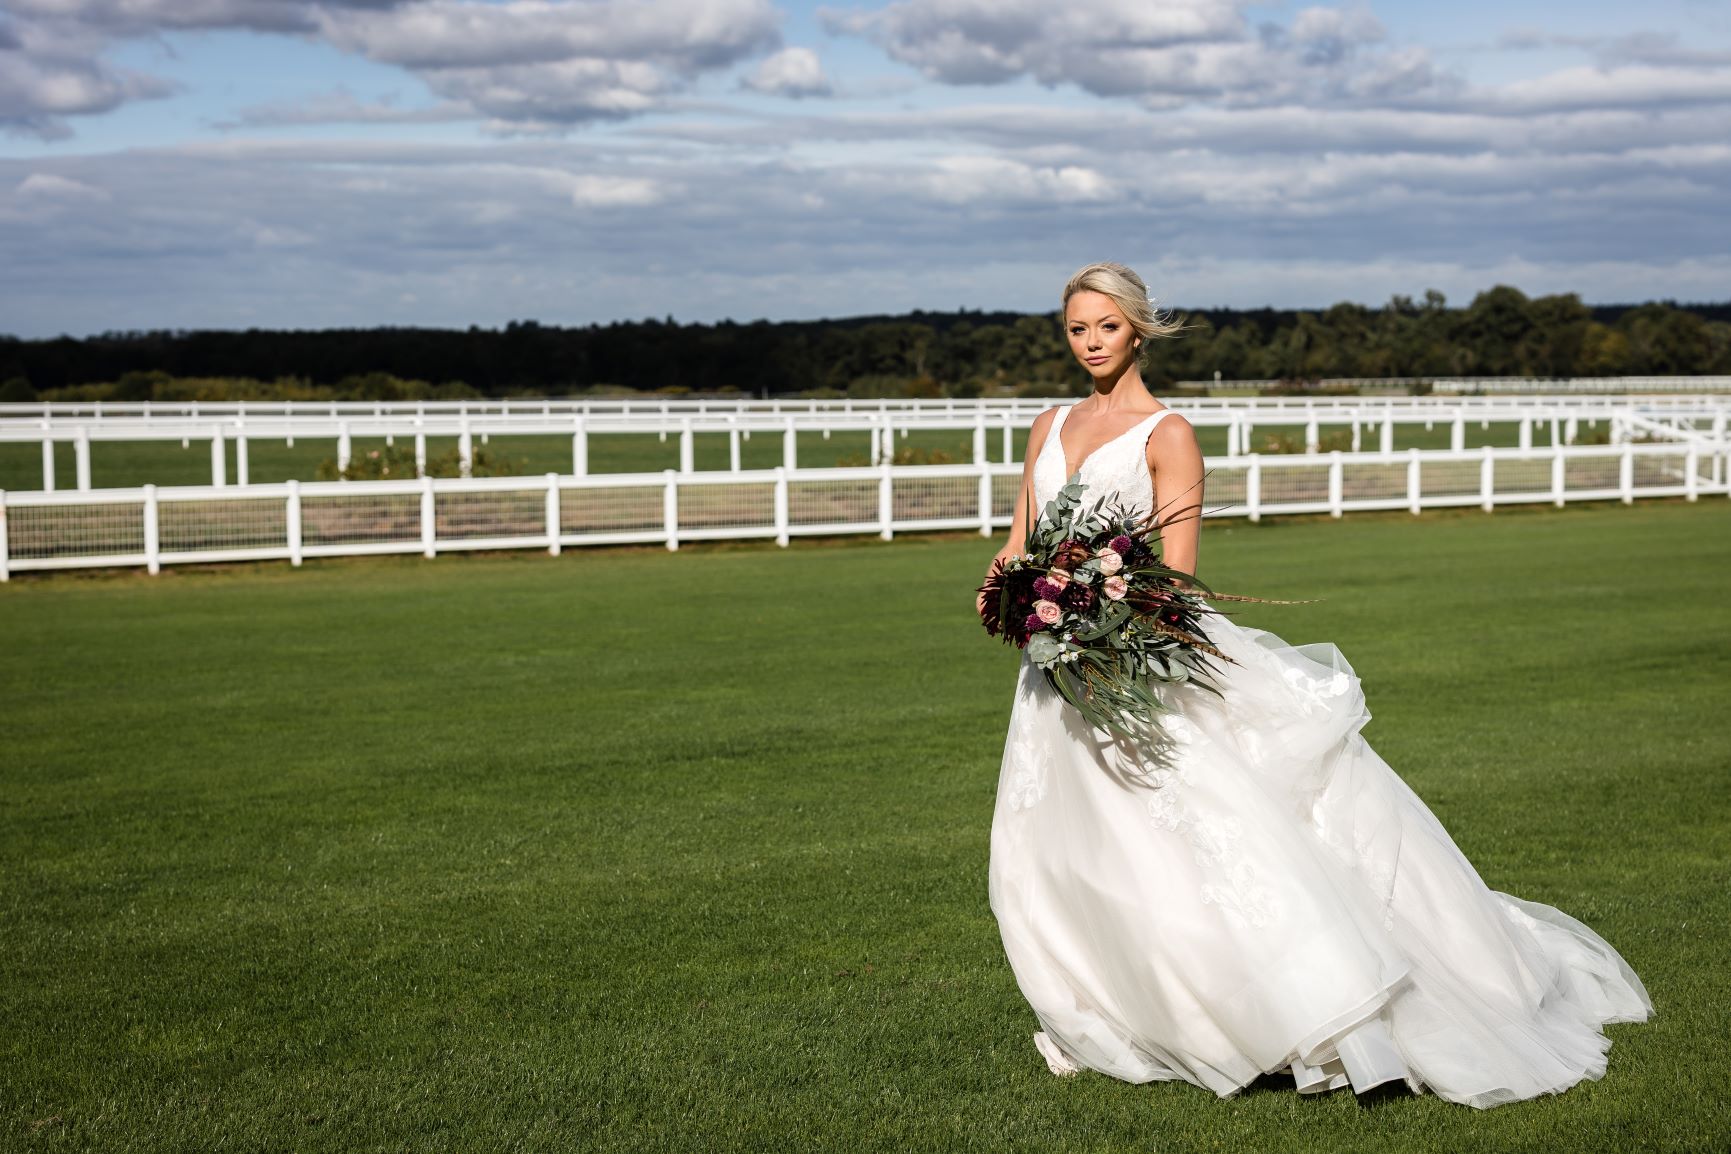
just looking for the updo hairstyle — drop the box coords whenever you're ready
[1061,262,1184,352]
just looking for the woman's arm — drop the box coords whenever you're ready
[1146,414,1204,580]
[977,407,1058,614]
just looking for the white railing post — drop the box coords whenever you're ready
[545,473,561,555]
[287,480,303,567]
[729,422,741,472]
[879,461,894,540]
[1551,443,1565,507]
[0,490,9,582]
[1305,417,1320,454]
[1226,417,1241,457]
[415,430,428,477]
[336,421,351,479]
[773,466,789,547]
[571,417,587,476]
[211,425,227,487]
[1379,417,1393,455]
[142,484,160,575]
[972,417,987,465]
[663,469,679,552]
[74,426,91,491]
[1246,456,1262,523]
[1620,443,1634,505]
[420,475,436,558]
[782,417,797,471]
[40,434,55,492]
[1518,414,1533,450]
[679,419,695,474]
[236,433,249,487]
[1002,422,1014,463]
[1450,414,1465,452]
[1480,444,1495,513]
[1565,415,1578,445]
[978,460,994,536]
[1328,451,1343,518]
[1686,443,1699,502]
[1350,414,1362,453]
[1407,448,1421,515]
[458,416,472,478]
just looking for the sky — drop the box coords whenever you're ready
[2,0,1729,338]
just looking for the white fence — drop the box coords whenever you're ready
[2,441,1723,580]
[7,395,1727,494]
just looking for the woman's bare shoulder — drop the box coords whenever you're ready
[1146,409,1201,466]
[1025,404,1062,449]
[1152,408,1195,435]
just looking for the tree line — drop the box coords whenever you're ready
[3,286,1727,403]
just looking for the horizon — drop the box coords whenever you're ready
[7,288,1731,344]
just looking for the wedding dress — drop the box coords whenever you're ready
[988,404,1651,1109]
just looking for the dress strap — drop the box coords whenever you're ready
[1134,408,1172,446]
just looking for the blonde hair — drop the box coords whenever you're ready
[1061,262,1184,344]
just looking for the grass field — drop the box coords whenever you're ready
[0,416,1554,492]
[3,500,1727,1152]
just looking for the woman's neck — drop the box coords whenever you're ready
[1085,365,1157,412]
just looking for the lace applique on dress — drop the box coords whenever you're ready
[1003,677,1054,811]
[1146,759,1284,930]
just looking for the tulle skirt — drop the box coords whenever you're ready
[988,609,1651,1109]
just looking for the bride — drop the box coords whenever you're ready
[979,262,1651,1109]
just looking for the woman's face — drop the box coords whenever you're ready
[1064,290,1138,382]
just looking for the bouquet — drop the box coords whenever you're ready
[977,478,1233,742]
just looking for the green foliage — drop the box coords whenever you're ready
[6,293,1731,401]
[0,376,34,402]
[314,442,523,481]
[40,373,483,405]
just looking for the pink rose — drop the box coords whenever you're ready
[1033,599,1062,625]
[1044,567,1071,591]
[1096,549,1123,575]
[1103,575,1128,600]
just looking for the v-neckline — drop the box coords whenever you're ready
[1056,405,1167,479]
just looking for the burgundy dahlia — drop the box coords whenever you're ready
[1062,582,1096,612]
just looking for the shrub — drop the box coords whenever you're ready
[315,443,524,481]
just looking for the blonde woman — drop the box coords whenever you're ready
[982,262,1650,1109]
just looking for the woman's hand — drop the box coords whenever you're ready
[977,547,1015,618]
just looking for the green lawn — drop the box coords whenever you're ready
[2,501,1727,1152]
[0,418,1569,492]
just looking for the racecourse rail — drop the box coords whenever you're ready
[2,438,1725,579]
[4,390,1729,493]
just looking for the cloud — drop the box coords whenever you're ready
[0,14,175,139]
[822,0,1449,107]
[15,171,111,199]
[2,1,405,37]
[212,87,472,130]
[313,0,780,124]
[741,47,832,98]
[1,0,782,134]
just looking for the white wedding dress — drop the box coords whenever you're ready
[989,404,1652,1109]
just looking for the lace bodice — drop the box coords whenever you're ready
[1033,404,1174,517]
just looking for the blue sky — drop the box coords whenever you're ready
[2,0,1729,337]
